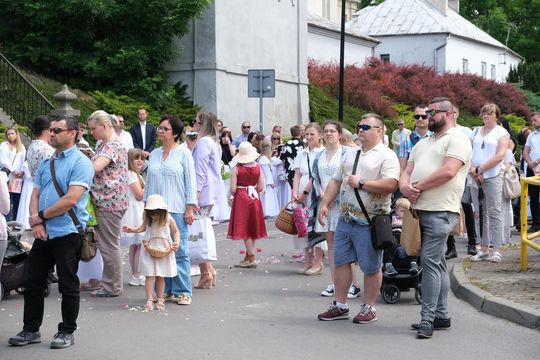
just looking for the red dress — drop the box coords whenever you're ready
[227,164,267,240]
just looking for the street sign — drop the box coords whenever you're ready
[248,69,275,98]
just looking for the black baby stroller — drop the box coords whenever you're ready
[380,252,422,304]
[0,222,51,300]
[380,222,422,304]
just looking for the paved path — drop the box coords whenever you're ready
[1,222,539,360]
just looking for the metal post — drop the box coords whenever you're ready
[259,70,264,132]
[338,0,346,122]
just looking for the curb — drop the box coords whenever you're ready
[450,262,540,330]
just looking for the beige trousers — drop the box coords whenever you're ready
[95,209,126,295]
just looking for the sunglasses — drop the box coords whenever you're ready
[356,124,381,131]
[49,127,71,134]
[397,123,404,126]
[413,115,428,120]
[242,126,251,129]
[426,109,450,117]
[272,137,280,140]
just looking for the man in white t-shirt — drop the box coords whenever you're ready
[400,97,471,339]
[113,115,134,150]
[522,112,540,231]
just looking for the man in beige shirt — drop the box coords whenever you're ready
[400,97,471,339]
[391,119,411,153]
[316,114,400,324]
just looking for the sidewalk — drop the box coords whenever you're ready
[450,233,540,330]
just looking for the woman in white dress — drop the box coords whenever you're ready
[0,126,26,221]
[258,142,280,218]
[313,121,359,298]
[121,149,147,286]
[291,122,324,274]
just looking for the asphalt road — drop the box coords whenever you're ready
[1,222,539,360]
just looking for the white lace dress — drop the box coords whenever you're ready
[314,147,345,233]
[139,215,177,277]
[120,171,146,246]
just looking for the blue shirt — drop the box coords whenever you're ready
[34,145,94,239]
[398,130,433,159]
[144,146,197,213]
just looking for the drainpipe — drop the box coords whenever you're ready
[434,35,450,74]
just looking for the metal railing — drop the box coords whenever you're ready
[519,176,540,271]
[0,52,55,127]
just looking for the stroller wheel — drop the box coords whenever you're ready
[382,284,400,304]
[415,285,422,304]
[15,287,24,295]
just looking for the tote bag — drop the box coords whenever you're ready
[188,216,217,264]
[400,209,421,256]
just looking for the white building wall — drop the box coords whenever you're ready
[445,36,521,82]
[373,34,448,69]
[307,29,375,65]
[166,0,309,134]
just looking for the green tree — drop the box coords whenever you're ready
[0,0,210,95]
[460,0,540,63]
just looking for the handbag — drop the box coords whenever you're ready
[276,201,298,235]
[188,214,217,264]
[351,151,394,250]
[400,208,421,256]
[292,203,309,238]
[50,159,97,262]
[502,166,521,200]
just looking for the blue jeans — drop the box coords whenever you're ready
[165,213,192,297]
[417,210,459,322]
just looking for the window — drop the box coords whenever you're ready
[462,59,469,73]
[380,54,390,63]
[481,62,487,78]
[491,65,496,80]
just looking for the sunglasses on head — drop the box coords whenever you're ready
[356,124,381,131]
[49,127,71,134]
[413,115,428,120]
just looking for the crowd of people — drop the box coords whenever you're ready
[2,98,537,349]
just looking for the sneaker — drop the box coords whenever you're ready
[353,304,377,324]
[347,285,361,299]
[163,293,178,302]
[50,332,75,349]
[8,330,41,346]
[490,251,502,263]
[320,284,334,297]
[129,275,141,286]
[384,263,398,276]
[444,246,457,259]
[409,261,419,274]
[177,294,192,305]
[90,288,117,297]
[411,317,451,330]
[416,320,434,339]
[470,250,490,262]
[467,244,478,256]
[138,275,146,286]
[317,302,350,321]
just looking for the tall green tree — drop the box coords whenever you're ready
[460,0,540,63]
[0,0,211,95]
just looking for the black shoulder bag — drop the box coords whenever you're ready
[351,150,394,250]
[307,152,326,248]
[50,159,97,262]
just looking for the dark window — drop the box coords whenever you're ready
[380,54,390,63]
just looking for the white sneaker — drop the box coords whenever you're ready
[138,275,146,286]
[347,285,361,299]
[321,284,335,297]
[129,275,140,286]
[470,250,490,262]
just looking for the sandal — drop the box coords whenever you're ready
[91,288,117,297]
[156,298,166,311]
[144,300,155,311]
[490,251,502,263]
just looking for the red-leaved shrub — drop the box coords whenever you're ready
[308,58,530,117]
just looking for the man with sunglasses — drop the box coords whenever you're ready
[391,119,411,154]
[400,97,471,339]
[9,117,94,349]
[233,121,252,147]
[317,114,399,324]
[398,105,432,170]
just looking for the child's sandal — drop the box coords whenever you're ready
[144,300,154,311]
[156,298,166,311]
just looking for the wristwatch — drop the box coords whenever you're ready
[358,180,365,190]
[38,210,47,221]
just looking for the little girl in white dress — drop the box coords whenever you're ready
[122,194,179,311]
[258,144,279,218]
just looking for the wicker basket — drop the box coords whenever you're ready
[275,201,298,235]
[143,237,172,258]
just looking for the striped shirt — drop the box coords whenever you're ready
[144,146,197,214]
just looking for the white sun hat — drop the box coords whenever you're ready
[233,142,259,164]
[145,194,168,211]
